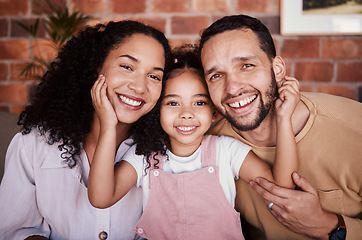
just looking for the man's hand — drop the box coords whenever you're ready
[250,172,338,240]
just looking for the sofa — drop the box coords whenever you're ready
[0,111,21,181]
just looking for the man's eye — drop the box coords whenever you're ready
[210,74,221,81]
[242,64,254,69]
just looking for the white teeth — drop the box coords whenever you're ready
[177,126,196,131]
[119,95,142,106]
[229,95,256,108]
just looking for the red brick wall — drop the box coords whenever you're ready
[0,0,361,113]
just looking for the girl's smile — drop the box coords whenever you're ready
[160,70,216,157]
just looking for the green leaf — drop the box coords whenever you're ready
[13,0,92,79]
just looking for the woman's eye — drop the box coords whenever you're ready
[149,74,161,81]
[120,65,132,71]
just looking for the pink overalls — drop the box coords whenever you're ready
[134,135,245,240]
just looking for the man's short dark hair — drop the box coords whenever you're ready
[199,14,276,61]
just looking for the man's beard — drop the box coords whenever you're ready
[217,69,278,132]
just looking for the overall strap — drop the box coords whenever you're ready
[201,135,217,167]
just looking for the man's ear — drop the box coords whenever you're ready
[272,56,286,84]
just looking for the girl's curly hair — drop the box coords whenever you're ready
[18,20,173,168]
[131,44,204,171]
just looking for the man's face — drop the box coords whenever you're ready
[201,29,280,132]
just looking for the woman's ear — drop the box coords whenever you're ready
[272,56,286,84]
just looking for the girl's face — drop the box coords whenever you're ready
[160,70,216,157]
[100,34,165,124]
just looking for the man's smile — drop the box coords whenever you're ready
[228,95,257,108]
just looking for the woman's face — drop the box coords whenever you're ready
[100,34,165,124]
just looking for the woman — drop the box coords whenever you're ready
[0,20,172,240]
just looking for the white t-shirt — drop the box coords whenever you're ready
[122,135,252,209]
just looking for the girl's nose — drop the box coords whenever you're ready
[179,106,194,119]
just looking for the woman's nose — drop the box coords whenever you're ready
[128,76,147,94]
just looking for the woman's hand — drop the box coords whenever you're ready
[91,74,118,128]
[275,76,301,120]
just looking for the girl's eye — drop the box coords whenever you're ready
[195,101,207,106]
[120,65,132,71]
[148,74,161,81]
[166,101,179,106]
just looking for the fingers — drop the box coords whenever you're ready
[278,76,300,102]
[279,76,300,92]
[251,177,296,200]
[250,178,287,207]
[91,74,107,107]
[292,172,318,196]
[278,86,299,103]
[250,178,296,221]
[276,76,301,117]
[278,77,299,96]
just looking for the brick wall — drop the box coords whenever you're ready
[0,0,361,113]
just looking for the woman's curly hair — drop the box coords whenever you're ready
[18,20,173,168]
[131,44,204,171]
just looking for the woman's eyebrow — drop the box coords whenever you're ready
[119,54,164,72]
[119,54,138,62]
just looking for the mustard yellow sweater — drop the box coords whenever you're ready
[208,92,362,240]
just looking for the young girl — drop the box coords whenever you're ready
[88,46,300,239]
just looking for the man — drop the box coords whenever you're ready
[199,14,361,240]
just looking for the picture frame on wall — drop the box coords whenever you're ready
[281,0,362,35]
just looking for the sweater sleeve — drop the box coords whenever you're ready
[344,215,362,240]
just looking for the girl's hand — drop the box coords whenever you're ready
[275,76,300,120]
[91,74,118,127]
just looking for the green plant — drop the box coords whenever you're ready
[14,0,92,79]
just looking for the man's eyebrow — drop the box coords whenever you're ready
[205,56,256,76]
[232,56,256,63]
[205,66,217,76]
[119,54,164,72]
